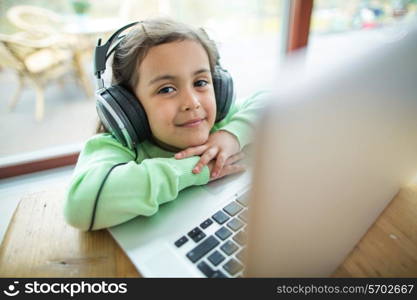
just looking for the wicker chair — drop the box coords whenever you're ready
[0,32,91,121]
[6,5,65,35]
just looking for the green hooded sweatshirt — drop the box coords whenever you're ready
[64,91,269,230]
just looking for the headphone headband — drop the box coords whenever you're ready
[94,21,139,80]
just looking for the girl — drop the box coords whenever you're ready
[65,18,268,230]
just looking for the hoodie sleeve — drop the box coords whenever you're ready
[64,134,210,231]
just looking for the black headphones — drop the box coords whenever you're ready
[93,21,235,151]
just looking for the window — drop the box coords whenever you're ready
[307,0,417,66]
[0,0,287,177]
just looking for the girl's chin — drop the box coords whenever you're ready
[178,136,209,149]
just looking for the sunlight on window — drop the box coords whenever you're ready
[0,0,284,158]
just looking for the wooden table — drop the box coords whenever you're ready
[1,184,417,277]
[0,187,139,277]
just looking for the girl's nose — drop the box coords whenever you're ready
[181,89,201,111]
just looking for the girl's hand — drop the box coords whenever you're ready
[174,130,241,178]
[207,152,247,181]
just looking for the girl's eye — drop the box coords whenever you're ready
[158,86,176,94]
[194,80,208,87]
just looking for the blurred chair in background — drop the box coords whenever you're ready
[2,5,94,121]
[6,5,65,35]
[0,32,91,121]
[6,4,91,52]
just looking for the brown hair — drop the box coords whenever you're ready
[96,18,220,133]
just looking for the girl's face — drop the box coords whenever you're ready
[135,40,217,151]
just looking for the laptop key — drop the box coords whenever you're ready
[223,201,243,216]
[236,247,246,263]
[186,236,219,263]
[236,193,250,207]
[211,270,228,278]
[223,258,244,276]
[227,218,244,232]
[215,226,232,241]
[174,236,188,248]
[193,232,206,243]
[197,261,229,278]
[238,209,248,223]
[220,240,239,256]
[188,227,206,243]
[200,218,213,229]
[208,250,226,266]
[212,211,230,225]
[197,260,215,277]
[232,231,247,246]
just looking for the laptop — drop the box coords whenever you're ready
[109,22,417,278]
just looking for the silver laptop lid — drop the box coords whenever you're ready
[245,22,417,277]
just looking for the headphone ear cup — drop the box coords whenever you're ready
[212,66,234,122]
[108,85,151,144]
[96,99,125,146]
[97,87,138,149]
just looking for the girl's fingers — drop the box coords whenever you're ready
[212,151,227,178]
[175,145,208,159]
[222,163,246,177]
[210,164,247,181]
[192,147,219,174]
[224,151,245,165]
[212,151,245,178]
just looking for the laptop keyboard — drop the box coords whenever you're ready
[174,190,250,278]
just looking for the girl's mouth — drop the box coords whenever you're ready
[178,118,205,128]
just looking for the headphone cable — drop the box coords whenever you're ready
[88,147,138,231]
